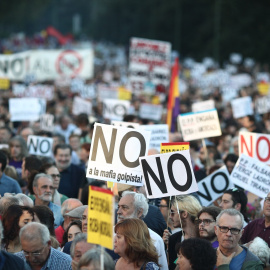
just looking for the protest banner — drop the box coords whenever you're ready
[87,123,151,186]
[40,114,54,132]
[72,96,92,116]
[139,103,163,121]
[9,98,46,122]
[231,96,253,119]
[239,131,270,165]
[160,142,189,153]
[0,78,10,90]
[138,124,169,152]
[111,121,140,129]
[230,154,270,198]
[27,135,53,157]
[139,150,198,199]
[197,166,234,206]
[103,99,130,121]
[178,109,222,141]
[191,100,215,113]
[97,84,118,100]
[71,78,96,99]
[255,96,270,114]
[0,144,8,149]
[129,37,171,94]
[87,186,114,249]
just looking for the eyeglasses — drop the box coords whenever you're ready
[195,219,215,226]
[218,226,242,235]
[49,174,60,178]
[265,197,270,204]
[23,245,47,257]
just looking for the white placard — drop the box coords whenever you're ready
[255,96,270,114]
[178,109,222,141]
[230,154,270,198]
[40,114,54,132]
[139,124,169,152]
[27,135,53,157]
[86,123,151,186]
[139,104,163,121]
[103,99,130,121]
[111,121,140,129]
[197,166,234,206]
[192,100,215,112]
[9,98,46,122]
[139,150,198,199]
[72,96,92,116]
[231,96,253,119]
[97,84,118,100]
[239,131,270,165]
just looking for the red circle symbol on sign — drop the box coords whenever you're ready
[56,50,83,77]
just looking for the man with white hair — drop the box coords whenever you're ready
[117,191,168,270]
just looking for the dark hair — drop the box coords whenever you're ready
[52,133,65,144]
[27,170,39,194]
[224,188,249,223]
[2,205,34,248]
[0,150,7,171]
[62,220,82,247]
[24,156,42,172]
[81,143,91,152]
[39,162,57,174]
[54,144,72,156]
[81,180,107,205]
[76,113,89,126]
[197,206,221,221]
[175,238,217,270]
[224,153,238,164]
[32,205,55,236]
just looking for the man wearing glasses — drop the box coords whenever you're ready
[241,194,270,247]
[16,222,72,269]
[215,209,263,269]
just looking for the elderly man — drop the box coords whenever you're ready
[16,222,72,269]
[241,193,270,247]
[215,209,263,269]
[117,191,168,270]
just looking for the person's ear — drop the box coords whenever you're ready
[181,211,188,219]
[234,203,241,211]
[137,208,143,219]
[214,225,218,236]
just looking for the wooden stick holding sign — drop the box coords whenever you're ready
[202,138,211,173]
[100,246,104,270]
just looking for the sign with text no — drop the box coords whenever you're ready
[86,123,151,186]
[27,135,53,157]
[139,150,198,199]
[87,186,114,249]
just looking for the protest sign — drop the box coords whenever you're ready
[197,166,234,206]
[27,135,53,157]
[72,96,92,116]
[160,142,189,153]
[178,109,221,141]
[231,96,253,119]
[87,186,114,249]
[40,114,54,132]
[139,150,198,199]
[139,124,169,152]
[255,96,270,114]
[257,82,270,95]
[87,123,151,186]
[97,84,118,100]
[139,104,163,121]
[9,98,46,122]
[0,78,10,90]
[129,37,171,94]
[111,121,140,129]
[230,154,270,198]
[103,99,130,121]
[239,131,270,165]
[0,144,8,149]
[191,100,215,113]
[118,86,132,100]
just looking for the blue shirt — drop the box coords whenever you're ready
[15,247,72,270]
[0,173,22,196]
[229,248,247,270]
[48,202,64,228]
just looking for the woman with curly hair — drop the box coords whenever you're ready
[2,205,34,253]
[114,218,160,270]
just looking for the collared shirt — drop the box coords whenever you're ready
[241,218,270,247]
[15,247,72,270]
[0,173,22,196]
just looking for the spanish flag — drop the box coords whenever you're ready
[167,57,180,132]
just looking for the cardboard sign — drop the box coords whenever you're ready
[111,121,140,129]
[160,142,189,153]
[191,100,215,113]
[9,98,46,122]
[230,154,270,198]
[231,96,253,119]
[239,131,270,165]
[27,135,53,157]
[255,96,270,115]
[103,99,130,121]
[178,109,222,141]
[87,186,114,249]
[40,114,54,132]
[72,96,92,116]
[197,166,234,206]
[139,150,198,199]
[139,104,163,121]
[86,123,151,186]
[139,124,169,152]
